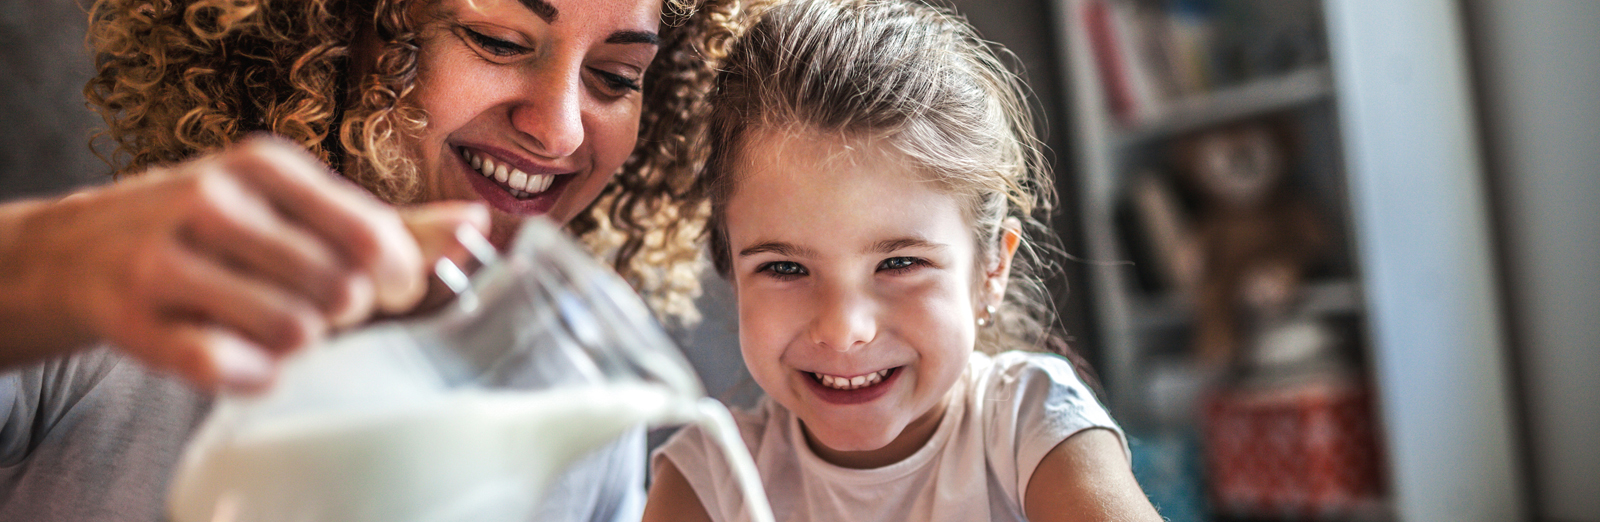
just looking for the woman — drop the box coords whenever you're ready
[0,0,744,520]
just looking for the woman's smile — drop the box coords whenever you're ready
[454,145,577,216]
[405,0,660,248]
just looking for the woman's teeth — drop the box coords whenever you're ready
[813,369,892,390]
[462,149,554,198]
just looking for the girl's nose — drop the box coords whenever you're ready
[809,287,876,353]
[509,69,584,159]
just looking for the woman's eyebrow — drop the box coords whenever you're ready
[508,0,657,46]
[607,30,660,46]
[515,0,558,22]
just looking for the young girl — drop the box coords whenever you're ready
[643,0,1162,520]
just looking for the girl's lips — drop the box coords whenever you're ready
[454,146,575,216]
[802,367,902,405]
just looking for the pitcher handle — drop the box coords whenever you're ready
[431,224,502,312]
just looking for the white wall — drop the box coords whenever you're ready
[1322,0,1524,520]
[1465,1,1600,520]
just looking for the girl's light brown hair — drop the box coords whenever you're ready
[698,0,1086,363]
[83,0,752,323]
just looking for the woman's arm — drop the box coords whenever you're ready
[1023,428,1164,522]
[0,136,485,392]
[642,457,715,522]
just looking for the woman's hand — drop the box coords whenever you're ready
[0,136,487,392]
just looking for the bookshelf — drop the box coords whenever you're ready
[1115,66,1334,146]
[1052,0,1385,520]
[1047,0,1528,520]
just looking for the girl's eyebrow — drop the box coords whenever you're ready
[872,237,944,254]
[738,238,945,259]
[739,241,816,259]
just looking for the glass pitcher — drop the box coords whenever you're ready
[168,217,707,522]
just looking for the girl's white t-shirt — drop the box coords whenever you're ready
[652,350,1127,522]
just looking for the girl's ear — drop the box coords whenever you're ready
[984,217,1023,304]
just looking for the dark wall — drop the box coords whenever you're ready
[0,0,107,199]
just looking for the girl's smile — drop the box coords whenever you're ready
[724,127,1007,468]
[802,367,902,405]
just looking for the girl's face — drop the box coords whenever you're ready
[407,0,662,247]
[724,128,1002,468]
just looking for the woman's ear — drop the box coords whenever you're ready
[984,217,1023,304]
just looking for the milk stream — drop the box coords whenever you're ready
[169,385,773,522]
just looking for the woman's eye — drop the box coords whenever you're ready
[878,257,924,272]
[462,28,529,58]
[759,261,806,278]
[590,68,643,94]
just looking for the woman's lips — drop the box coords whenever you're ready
[455,146,575,216]
[803,367,902,405]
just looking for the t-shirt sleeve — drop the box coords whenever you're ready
[982,351,1128,506]
[0,348,120,466]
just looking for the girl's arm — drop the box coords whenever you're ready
[1023,428,1164,522]
[642,458,714,522]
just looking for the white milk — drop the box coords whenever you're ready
[169,384,775,522]
[693,399,777,522]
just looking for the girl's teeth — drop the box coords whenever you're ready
[814,369,891,390]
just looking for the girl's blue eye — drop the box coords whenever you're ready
[878,257,924,272]
[760,261,807,277]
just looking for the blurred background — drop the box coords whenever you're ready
[2,1,1594,521]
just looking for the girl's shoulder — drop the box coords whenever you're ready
[963,349,1125,456]
[966,350,1094,401]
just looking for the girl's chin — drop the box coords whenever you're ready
[800,419,899,453]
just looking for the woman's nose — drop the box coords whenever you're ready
[509,69,584,159]
[809,287,876,353]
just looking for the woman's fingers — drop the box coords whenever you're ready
[154,242,329,356]
[400,201,493,265]
[393,202,493,315]
[220,136,425,314]
[117,316,277,393]
[175,164,375,327]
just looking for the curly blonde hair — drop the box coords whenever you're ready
[84,0,754,324]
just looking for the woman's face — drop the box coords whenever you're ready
[406,0,663,247]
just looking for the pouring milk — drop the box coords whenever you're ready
[166,219,774,522]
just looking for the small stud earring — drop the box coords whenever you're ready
[976,305,997,327]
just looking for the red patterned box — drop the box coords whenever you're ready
[1200,378,1386,519]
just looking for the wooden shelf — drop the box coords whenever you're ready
[1129,278,1361,330]
[1115,66,1335,147]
